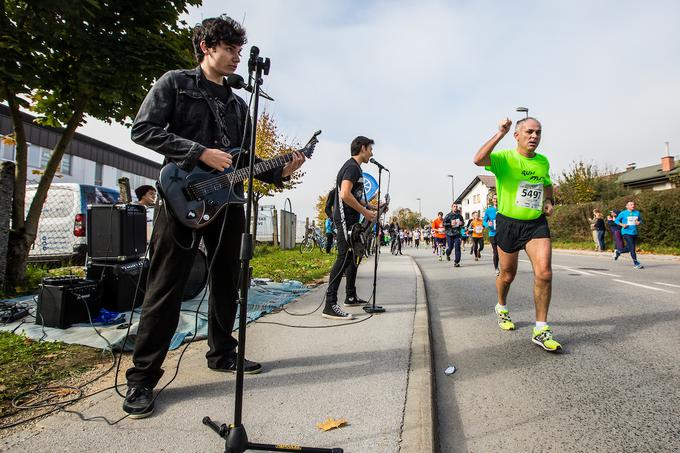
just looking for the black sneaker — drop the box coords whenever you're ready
[322,304,354,320]
[454,263,460,267]
[343,296,368,307]
[122,386,154,419]
[446,255,451,261]
[210,358,263,374]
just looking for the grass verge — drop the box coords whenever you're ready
[251,244,335,284]
[552,240,680,256]
[0,243,335,427]
[0,332,109,419]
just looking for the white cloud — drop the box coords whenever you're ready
[80,0,680,221]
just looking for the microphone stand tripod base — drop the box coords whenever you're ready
[363,305,385,313]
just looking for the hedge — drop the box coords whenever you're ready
[548,187,680,248]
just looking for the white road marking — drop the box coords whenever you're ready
[552,264,595,276]
[654,282,680,289]
[583,270,621,278]
[519,259,596,276]
[612,279,675,294]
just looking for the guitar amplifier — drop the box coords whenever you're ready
[86,259,149,312]
[36,277,101,329]
[87,204,147,262]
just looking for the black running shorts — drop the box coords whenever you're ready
[495,213,550,253]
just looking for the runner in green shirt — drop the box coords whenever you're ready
[473,117,561,352]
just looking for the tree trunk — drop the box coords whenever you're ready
[0,161,15,291]
[4,94,87,291]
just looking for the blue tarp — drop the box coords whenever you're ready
[0,279,308,351]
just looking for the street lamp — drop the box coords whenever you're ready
[446,174,454,204]
[416,197,421,215]
[516,106,529,118]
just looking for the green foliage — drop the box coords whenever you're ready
[0,332,107,416]
[549,187,680,248]
[1,0,199,126]
[390,207,428,230]
[556,160,628,204]
[251,245,334,284]
[2,265,86,297]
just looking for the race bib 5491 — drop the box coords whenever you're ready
[515,181,543,210]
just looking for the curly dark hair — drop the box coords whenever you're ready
[192,15,247,63]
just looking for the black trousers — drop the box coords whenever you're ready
[325,226,357,306]
[126,203,245,388]
[445,235,461,263]
[472,237,484,258]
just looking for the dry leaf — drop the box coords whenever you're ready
[315,417,347,432]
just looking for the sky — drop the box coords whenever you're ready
[80,0,680,221]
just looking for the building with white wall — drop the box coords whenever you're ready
[455,175,496,221]
[1,104,159,198]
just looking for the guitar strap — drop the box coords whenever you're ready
[336,184,350,250]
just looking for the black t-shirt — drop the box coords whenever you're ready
[334,158,365,226]
[595,218,606,231]
[201,78,243,150]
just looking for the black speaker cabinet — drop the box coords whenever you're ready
[86,259,149,312]
[87,204,146,262]
[36,277,101,329]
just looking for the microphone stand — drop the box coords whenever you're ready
[202,47,343,453]
[363,166,385,314]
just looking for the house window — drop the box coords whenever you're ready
[40,147,51,168]
[60,154,72,175]
[94,162,103,186]
[0,141,15,161]
[28,143,41,168]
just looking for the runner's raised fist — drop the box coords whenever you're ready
[499,117,512,134]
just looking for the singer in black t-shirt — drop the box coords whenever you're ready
[323,136,378,320]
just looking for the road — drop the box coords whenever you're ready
[410,245,680,452]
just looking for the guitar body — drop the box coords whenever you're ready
[158,162,246,229]
[157,130,321,230]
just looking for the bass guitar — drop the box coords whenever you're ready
[349,194,390,263]
[158,130,321,229]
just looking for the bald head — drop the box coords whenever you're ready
[515,117,541,132]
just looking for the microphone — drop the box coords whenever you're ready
[225,74,275,101]
[369,158,389,172]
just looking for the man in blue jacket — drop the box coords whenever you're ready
[615,201,644,269]
[483,194,499,275]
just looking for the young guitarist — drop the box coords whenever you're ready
[323,136,377,320]
[123,16,305,419]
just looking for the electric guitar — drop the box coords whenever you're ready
[349,194,390,262]
[158,130,321,229]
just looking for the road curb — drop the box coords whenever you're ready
[399,255,437,453]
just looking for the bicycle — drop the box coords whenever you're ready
[300,227,326,253]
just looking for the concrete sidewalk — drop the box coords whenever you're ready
[1,251,434,453]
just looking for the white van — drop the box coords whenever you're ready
[25,183,120,264]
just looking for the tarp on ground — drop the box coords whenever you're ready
[0,279,308,351]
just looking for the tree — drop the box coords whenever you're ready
[315,189,333,227]
[391,207,428,230]
[1,0,199,290]
[555,160,628,205]
[246,112,305,242]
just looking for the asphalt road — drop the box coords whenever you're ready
[410,245,680,453]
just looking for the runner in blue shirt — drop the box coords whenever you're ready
[483,193,499,275]
[614,201,643,269]
[324,217,334,253]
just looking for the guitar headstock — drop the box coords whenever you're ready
[301,130,322,158]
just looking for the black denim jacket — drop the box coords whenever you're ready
[131,66,284,187]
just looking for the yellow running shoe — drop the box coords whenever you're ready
[494,305,516,331]
[532,325,562,352]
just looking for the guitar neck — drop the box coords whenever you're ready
[216,151,297,188]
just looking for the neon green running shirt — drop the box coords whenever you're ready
[485,149,552,220]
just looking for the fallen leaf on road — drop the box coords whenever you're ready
[316,418,347,431]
